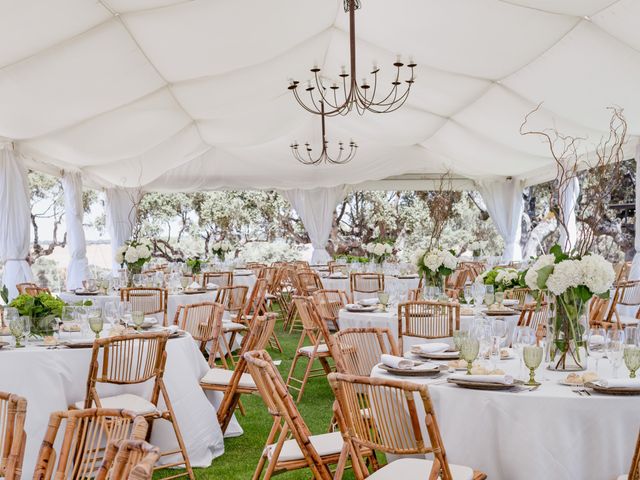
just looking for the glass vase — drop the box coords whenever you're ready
[546,290,588,371]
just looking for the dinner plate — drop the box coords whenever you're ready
[183,289,206,294]
[584,381,640,396]
[345,305,377,313]
[414,350,460,360]
[328,275,347,279]
[61,340,95,348]
[447,377,523,390]
[0,341,10,349]
[396,275,418,279]
[233,270,253,276]
[485,309,517,316]
[378,363,446,377]
[73,290,100,296]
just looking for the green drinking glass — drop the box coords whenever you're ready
[623,346,640,379]
[460,337,480,375]
[523,345,543,386]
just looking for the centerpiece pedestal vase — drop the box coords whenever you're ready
[546,292,588,372]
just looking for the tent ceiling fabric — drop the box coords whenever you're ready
[2,0,639,191]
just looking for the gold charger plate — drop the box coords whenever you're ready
[378,363,447,377]
[447,377,523,390]
[585,381,640,396]
[183,289,207,295]
[61,340,95,349]
[414,350,460,360]
[485,309,517,316]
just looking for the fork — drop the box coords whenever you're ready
[571,387,584,397]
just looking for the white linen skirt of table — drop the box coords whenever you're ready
[233,274,257,291]
[371,358,638,480]
[59,291,217,324]
[338,310,520,349]
[322,276,420,295]
[0,334,242,475]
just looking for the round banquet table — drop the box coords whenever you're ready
[232,271,257,291]
[338,308,521,350]
[321,275,420,296]
[371,357,638,480]
[59,291,216,325]
[0,333,242,476]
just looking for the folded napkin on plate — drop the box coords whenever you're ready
[165,325,179,335]
[359,298,378,306]
[449,373,513,385]
[206,283,218,289]
[381,354,414,370]
[413,343,450,354]
[188,282,200,289]
[596,378,640,388]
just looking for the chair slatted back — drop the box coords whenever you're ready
[518,303,549,332]
[215,286,248,315]
[329,264,348,275]
[332,328,399,376]
[293,296,331,347]
[174,302,224,347]
[313,289,350,329]
[24,287,51,296]
[350,273,384,296]
[328,373,455,480]
[398,301,460,350]
[15,283,37,295]
[203,272,233,288]
[505,287,530,306]
[0,392,26,480]
[244,350,333,480]
[242,279,268,319]
[34,409,147,480]
[97,439,160,480]
[120,288,168,326]
[296,272,323,296]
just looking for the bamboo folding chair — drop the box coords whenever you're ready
[244,350,347,480]
[505,287,531,307]
[203,271,234,288]
[15,283,37,295]
[332,328,399,376]
[24,286,51,296]
[617,427,640,480]
[120,288,169,326]
[75,333,193,480]
[97,439,161,480]
[34,409,148,480]
[329,264,349,276]
[286,296,335,404]
[294,260,310,269]
[313,289,351,331]
[0,392,27,480]
[397,301,460,352]
[517,302,550,332]
[296,271,324,296]
[608,280,640,328]
[173,302,225,354]
[201,314,277,433]
[589,297,614,329]
[216,286,250,364]
[328,373,487,480]
[350,273,384,301]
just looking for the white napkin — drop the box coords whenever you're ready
[413,343,450,354]
[188,281,200,289]
[596,378,640,388]
[359,298,378,306]
[165,325,179,334]
[329,273,345,278]
[381,354,414,370]
[206,283,218,289]
[449,373,514,385]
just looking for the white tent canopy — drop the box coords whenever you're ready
[1,0,639,192]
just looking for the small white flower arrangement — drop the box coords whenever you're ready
[115,238,152,273]
[478,267,520,292]
[416,248,458,286]
[365,241,394,263]
[212,240,234,261]
[468,240,486,257]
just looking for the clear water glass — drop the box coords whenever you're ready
[131,311,145,331]
[587,328,607,376]
[607,329,625,378]
[377,291,390,312]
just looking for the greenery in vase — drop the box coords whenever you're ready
[478,267,520,292]
[416,248,458,286]
[333,254,369,264]
[115,238,152,273]
[525,245,614,369]
[186,256,203,274]
[211,240,234,261]
[9,292,66,337]
[364,240,395,263]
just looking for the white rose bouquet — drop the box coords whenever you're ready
[115,238,152,274]
[365,241,394,263]
[525,245,614,370]
[212,240,234,261]
[478,267,520,292]
[416,248,458,287]
[468,240,486,258]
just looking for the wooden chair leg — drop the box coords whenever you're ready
[159,382,195,480]
[269,331,283,353]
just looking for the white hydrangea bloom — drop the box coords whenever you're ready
[373,243,386,256]
[524,254,556,290]
[136,245,151,259]
[384,244,393,254]
[580,254,615,295]
[124,246,139,263]
[546,259,582,295]
[442,251,458,270]
[115,246,127,264]
[212,242,221,250]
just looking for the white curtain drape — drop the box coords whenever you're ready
[477,178,524,262]
[281,185,346,264]
[558,176,580,252]
[0,144,34,299]
[629,144,640,280]
[106,187,141,272]
[61,171,89,290]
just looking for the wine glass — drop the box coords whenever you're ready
[587,328,607,376]
[103,301,117,329]
[495,291,505,306]
[3,307,18,329]
[88,311,104,339]
[131,311,145,331]
[624,346,640,379]
[9,316,28,348]
[523,345,543,386]
[460,337,480,375]
[607,329,625,378]
[491,319,508,366]
[463,285,472,305]
[484,285,495,307]
[471,282,485,312]
[513,326,534,379]
[118,300,131,325]
[132,274,143,287]
[452,330,469,352]
[377,291,390,312]
[180,276,190,291]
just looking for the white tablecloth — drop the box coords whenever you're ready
[338,309,520,350]
[0,334,241,475]
[322,275,420,296]
[233,273,257,291]
[371,358,638,480]
[59,291,216,325]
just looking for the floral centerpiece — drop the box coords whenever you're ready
[468,241,486,258]
[478,267,520,292]
[524,245,614,371]
[9,292,66,337]
[115,239,152,275]
[364,241,394,263]
[186,256,203,274]
[211,240,234,261]
[416,248,458,289]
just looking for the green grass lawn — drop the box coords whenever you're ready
[157,311,357,480]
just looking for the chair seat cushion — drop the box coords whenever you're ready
[200,368,256,389]
[74,394,158,416]
[298,344,329,355]
[223,321,248,332]
[618,315,639,325]
[265,431,342,462]
[368,458,474,480]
